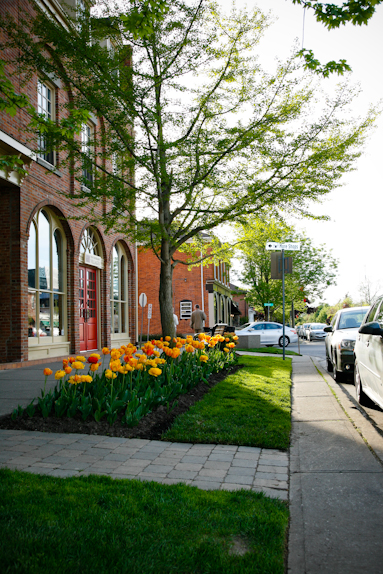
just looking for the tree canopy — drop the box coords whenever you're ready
[234,217,338,318]
[0,0,375,336]
[291,0,383,76]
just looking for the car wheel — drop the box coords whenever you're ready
[266,345,273,347]
[355,362,367,405]
[326,355,333,373]
[278,336,290,347]
[332,353,343,383]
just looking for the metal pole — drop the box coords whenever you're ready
[140,306,144,347]
[282,249,285,361]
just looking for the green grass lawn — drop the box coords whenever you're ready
[163,355,292,449]
[236,347,300,356]
[0,469,288,574]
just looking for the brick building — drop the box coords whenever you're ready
[137,247,236,336]
[0,0,137,364]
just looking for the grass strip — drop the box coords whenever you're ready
[0,469,288,574]
[237,347,300,356]
[163,355,291,449]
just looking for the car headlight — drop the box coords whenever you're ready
[339,340,355,350]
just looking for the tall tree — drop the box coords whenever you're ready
[0,0,375,337]
[235,217,338,317]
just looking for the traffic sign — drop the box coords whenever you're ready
[265,242,300,251]
[139,292,147,307]
[147,303,152,319]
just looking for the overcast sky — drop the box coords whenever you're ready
[220,0,383,305]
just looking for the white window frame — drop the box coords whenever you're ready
[110,243,129,337]
[28,209,67,346]
[37,79,55,166]
[81,122,94,188]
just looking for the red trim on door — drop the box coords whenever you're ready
[79,266,98,351]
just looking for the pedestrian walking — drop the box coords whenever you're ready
[173,308,179,334]
[190,304,206,334]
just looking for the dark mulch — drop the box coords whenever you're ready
[0,364,242,440]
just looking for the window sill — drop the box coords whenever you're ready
[37,157,63,177]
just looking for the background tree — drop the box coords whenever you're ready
[358,275,381,305]
[0,0,375,337]
[235,217,338,319]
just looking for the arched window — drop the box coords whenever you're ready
[28,209,66,342]
[80,227,99,256]
[214,293,218,324]
[220,296,225,323]
[110,242,128,335]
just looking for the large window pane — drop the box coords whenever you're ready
[113,301,119,333]
[53,293,64,336]
[28,223,36,289]
[28,292,37,337]
[53,229,63,292]
[39,292,51,336]
[120,256,126,301]
[39,211,50,290]
[121,302,126,333]
[113,246,119,300]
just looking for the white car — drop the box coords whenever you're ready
[235,321,298,347]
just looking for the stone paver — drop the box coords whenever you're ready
[0,430,288,500]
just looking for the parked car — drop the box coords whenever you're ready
[306,323,327,342]
[300,323,311,339]
[324,306,369,381]
[234,321,298,347]
[354,296,383,409]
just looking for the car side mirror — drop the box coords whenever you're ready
[323,326,332,333]
[358,322,383,336]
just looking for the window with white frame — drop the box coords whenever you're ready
[180,300,192,320]
[37,80,55,165]
[81,123,94,186]
[28,209,66,342]
[110,243,128,335]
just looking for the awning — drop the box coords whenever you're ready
[231,301,241,316]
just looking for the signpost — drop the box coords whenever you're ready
[147,303,152,341]
[139,293,147,347]
[265,243,300,360]
[264,302,273,322]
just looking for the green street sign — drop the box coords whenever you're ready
[264,303,273,307]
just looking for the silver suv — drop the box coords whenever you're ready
[324,306,369,381]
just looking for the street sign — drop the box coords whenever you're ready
[147,303,152,319]
[271,252,293,279]
[139,293,147,307]
[264,303,273,307]
[265,242,300,251]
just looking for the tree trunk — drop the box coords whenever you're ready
[159,239,175,339]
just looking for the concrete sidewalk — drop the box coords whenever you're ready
[289,355,383,574]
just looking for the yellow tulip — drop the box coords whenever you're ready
[148,367,162,377]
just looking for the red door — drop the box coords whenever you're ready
[79,266,98,351]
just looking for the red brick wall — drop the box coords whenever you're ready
[0,0,137,363]
[138,248,215,336]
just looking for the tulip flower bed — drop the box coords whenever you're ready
[11,334,238,429]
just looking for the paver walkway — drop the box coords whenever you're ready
[0,430,288,499]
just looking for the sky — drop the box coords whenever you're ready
[219,0,383,305]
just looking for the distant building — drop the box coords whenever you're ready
[138,247,238,335]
